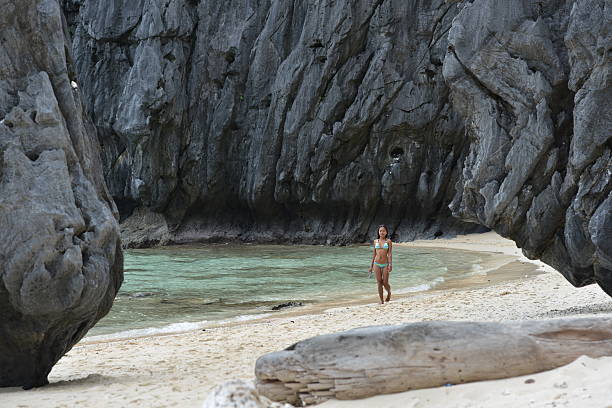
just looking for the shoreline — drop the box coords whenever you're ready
[2,232,611,408]
[83,238,534,345]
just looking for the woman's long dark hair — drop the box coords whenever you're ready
[376,225,389,240]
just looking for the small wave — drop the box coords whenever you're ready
[85,313,272,342]
[470,263,484,272]
[395,276,444,294]
[128,292,157,298]
[466,258,514,276]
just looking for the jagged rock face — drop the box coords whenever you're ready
[64,0,484,246]
[444,0,611,295]
[63,0,610,294]
[0,0,123,387]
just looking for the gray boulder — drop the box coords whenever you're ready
[444,0,611,295]
[0,0,122,387]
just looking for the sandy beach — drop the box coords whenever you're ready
[2,232,611,408]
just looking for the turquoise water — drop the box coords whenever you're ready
[87,244,491,338]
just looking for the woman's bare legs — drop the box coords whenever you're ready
[383,267,391,302]
[374,266,384,304]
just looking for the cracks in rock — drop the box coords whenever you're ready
[430,25,452,51]
[313,0,383,108]
[270,13,289,40]
[332,77,404,176]
[326,52,375,135]
[448,45,516,130]
[398,100,432,115]
[356,0,387,35]
[414,4,455,70]
[83,14,193,49]
[372,79,402,92]
[427,4,454,50]
[88,13,143,46]
[271,66,307,202]
[171,5,200,221]
[306,6,385,179]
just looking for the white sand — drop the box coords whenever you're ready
[1,232,611,407]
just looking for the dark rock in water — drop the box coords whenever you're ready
[0,1,123,387]
[202,298,222,305]
[129,292,156,298]
[61,0,483,247]
[272,302,304,311]
[443,0,611,296]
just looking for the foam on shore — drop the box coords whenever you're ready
[85,313,274,342]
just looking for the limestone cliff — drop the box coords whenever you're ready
[0,0,123,387]
[62,0,484,246]
[64,0,610,296]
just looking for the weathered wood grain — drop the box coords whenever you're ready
[255,317,612,405]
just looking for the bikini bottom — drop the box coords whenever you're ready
[374,262,388,268]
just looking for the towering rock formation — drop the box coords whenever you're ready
[0,0,123,387]
[63,0,484,246]
[63,0,610,296]
[444,0,611,295]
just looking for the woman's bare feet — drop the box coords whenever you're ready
[385,294,391,302]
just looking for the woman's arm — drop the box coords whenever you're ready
[388,240,392,272]
[369,240,376,272]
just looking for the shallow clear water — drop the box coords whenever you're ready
[88,243,491,338]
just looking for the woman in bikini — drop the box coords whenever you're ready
[368,225,392,304]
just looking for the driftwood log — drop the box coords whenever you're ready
[255,317,612,405]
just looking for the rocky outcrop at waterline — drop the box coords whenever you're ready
[443,0,611,295]
[0,0,123,388]
[61,0,486,247]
